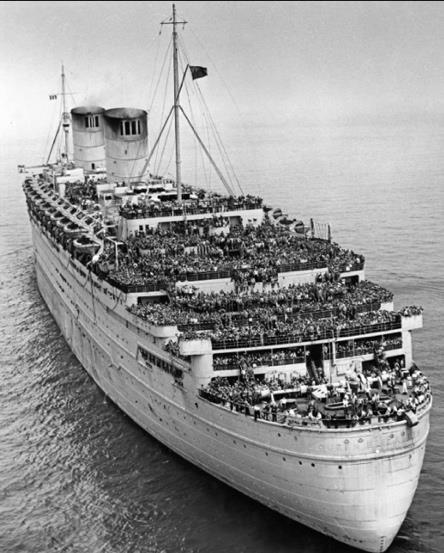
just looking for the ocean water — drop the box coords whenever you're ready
[0,122,443,553]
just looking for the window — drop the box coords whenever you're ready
[85,115,99,128]
[119,119,142,136]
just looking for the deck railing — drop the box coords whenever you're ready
[98,258,366,293]
[211,319,401,350]
[213,355,305,371]
[120,201,263,220]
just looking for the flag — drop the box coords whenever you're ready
[49,94,57,100]
[189,66,207,80]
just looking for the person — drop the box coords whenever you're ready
[401,371,409,395]
[243,398,251,416]
[254,404,261,421]
[342,393,350,416]
[271,401,277,422]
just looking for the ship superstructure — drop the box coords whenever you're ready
[20,6,431,553]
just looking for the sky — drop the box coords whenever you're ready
[2,0,444,146]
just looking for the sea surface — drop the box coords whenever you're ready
[1,122,443,553]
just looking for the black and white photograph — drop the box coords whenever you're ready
[1,2,442,553]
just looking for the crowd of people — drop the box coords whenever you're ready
[119,190,263,219]
[336,334,403,359]
[212,335,402,370]
[200,359,431,427]
[399,306,424,317]
[207,309,402,349]
[100,218,364,289]
[128,279,392,329]
[177,278,390,316]
[65,177,99,207]
[213,347,306,371]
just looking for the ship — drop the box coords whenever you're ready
[19,5,432,553]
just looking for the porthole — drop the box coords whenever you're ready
[338,465,342,470]
[299,461,302,465]
[311,463,315,467]
[283,457,286,462]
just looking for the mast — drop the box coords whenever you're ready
[61,64,70,164]
[160,6,186,199]
[172,4,182,202]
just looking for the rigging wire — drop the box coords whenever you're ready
[149,35,173,115]
[126,34,173,182]
[162,125,176,178]
[153,47,173,174]
[156,107,174,177]
[194,80,244,196]
[189,25,249,143]
[179,36,244,196]
[43,100,60,164]
[179,50,211,191]
[54,96,63,163]
[147,31,163,110]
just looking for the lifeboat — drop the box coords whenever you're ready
[294,219,306,236]
[56,216,70,229]
[278,216,295,225]
[73,234,100,254]
[63,221,83,236]
[46,205,57,213]
[50,210,64,222]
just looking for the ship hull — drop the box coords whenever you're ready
[30,218,431,553]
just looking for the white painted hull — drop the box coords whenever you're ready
[30,219,431,553]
